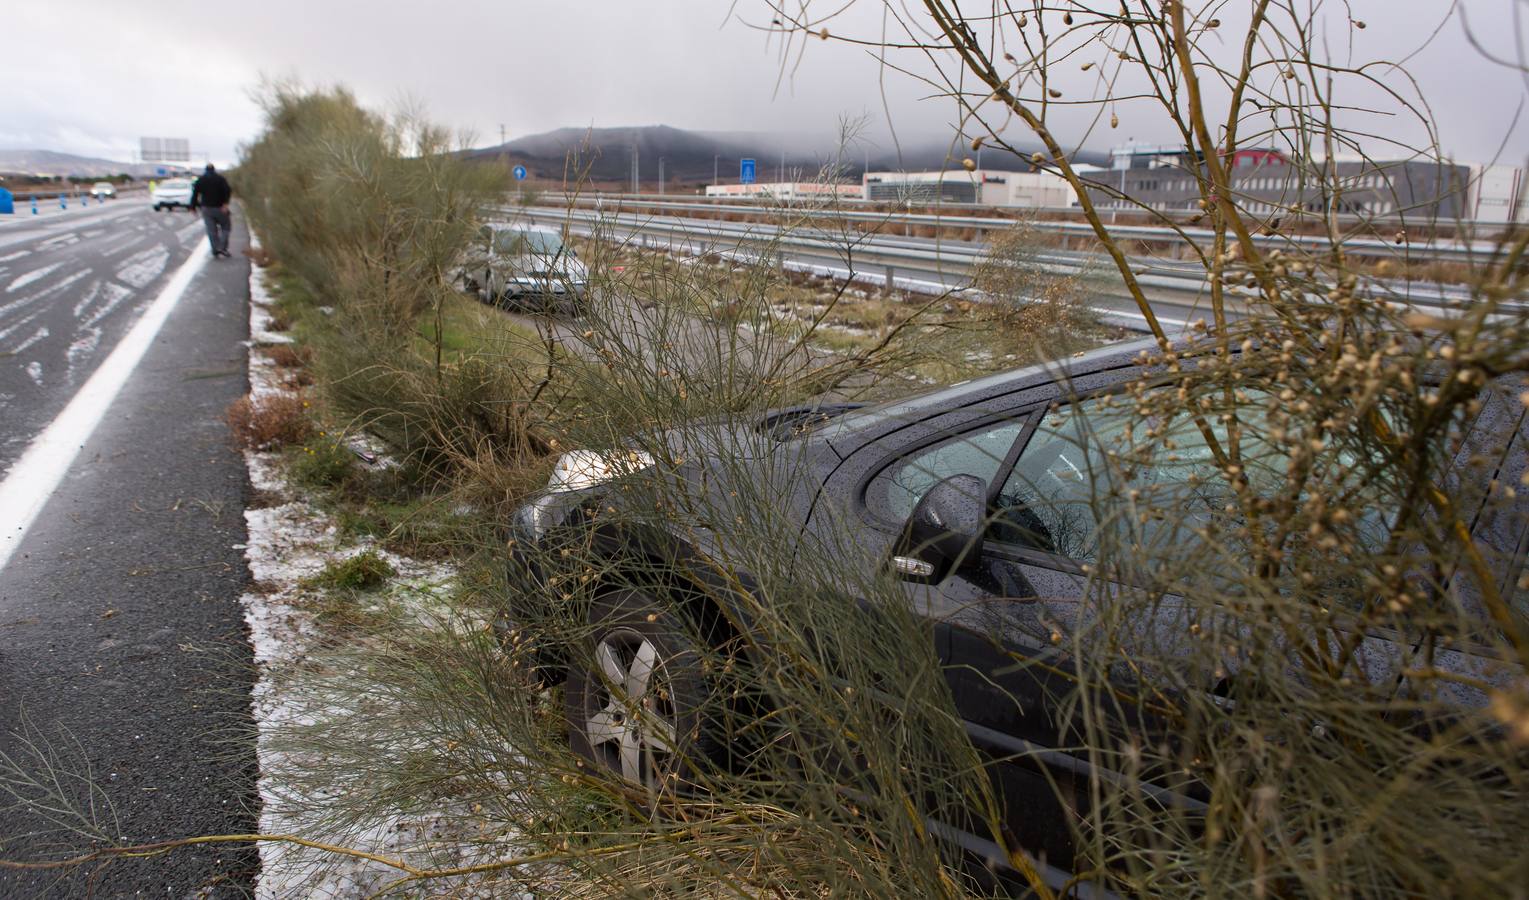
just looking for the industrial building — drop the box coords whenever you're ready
[861,169,1073,208]
[702,181,858,201]
[1083,142,1478,221]
[1466,164,1527,223]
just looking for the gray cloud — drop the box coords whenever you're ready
[2,1,1525,169]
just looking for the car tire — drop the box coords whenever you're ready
[566,589,719,794]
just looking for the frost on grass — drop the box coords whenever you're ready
[239,263,533,899]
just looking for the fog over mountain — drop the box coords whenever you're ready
[467,125,1106,186]
[0,149,169,179]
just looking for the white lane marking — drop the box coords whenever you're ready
[6,263,63,293]
[0,250,29,263]
[0,247,210,572]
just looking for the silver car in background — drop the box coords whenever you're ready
[458,223,588,314]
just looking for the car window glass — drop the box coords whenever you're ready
[989,404,1127,559]
[991,393,1391,564]
[878,419,1027,523]
[496,231,564,255]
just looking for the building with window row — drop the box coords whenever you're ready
[1084,143,1476,222]
[861,169,1073,208]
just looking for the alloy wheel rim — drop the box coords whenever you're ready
[585,628,679,790]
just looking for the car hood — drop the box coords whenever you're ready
[493,254,588,280]
[578,403,861,558]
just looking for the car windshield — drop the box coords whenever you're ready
[494,230,567,256]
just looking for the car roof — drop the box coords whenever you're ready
[816,335,1166,452]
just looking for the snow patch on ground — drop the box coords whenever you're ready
[71,280,102,318]
[5,262,61,293]
[0,309,43,344]
[66,327,102,379]
[6,325,49,355]
[80,282,134,329]
[249,270,294,347]
[238,265,527,898]
[115,244,170,289]
[24,361,42,386]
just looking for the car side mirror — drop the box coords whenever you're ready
[898,474,986,577]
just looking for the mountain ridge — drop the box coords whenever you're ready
[0,149,174,179]
[468,124,1102,186]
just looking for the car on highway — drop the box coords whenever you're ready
[504,338,1527,889]
[151,178,194,211]
[89,181,117,200]
[457,222,588,313]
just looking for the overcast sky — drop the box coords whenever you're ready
[4,1,1527,169]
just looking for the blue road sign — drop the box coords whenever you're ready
[740,158,756,185]
[157,167,168,176]
[513,165,528,181]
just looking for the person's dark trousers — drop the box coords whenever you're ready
[200,206,232,255]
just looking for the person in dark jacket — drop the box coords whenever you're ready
[190,164,233,258]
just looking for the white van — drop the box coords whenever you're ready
[151,178,193,210]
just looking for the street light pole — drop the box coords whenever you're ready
[714,154,719,187]
[659,157,665,195]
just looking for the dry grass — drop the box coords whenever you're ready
[224,393,312,450]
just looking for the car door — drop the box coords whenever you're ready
[839,392,1146,867]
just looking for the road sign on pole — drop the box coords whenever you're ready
[740,159,756,185]
[513,165,527,181]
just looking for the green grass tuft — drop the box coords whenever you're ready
[304,550,395,592]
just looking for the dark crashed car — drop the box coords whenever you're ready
[505,338,1526,889]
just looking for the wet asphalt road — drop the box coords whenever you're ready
[0,203,259,896]
[0,202,210,473]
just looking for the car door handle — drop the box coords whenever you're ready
[892,555,935,578]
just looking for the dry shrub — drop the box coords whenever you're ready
[266,344,312,369]
[266,308,293,333]
[973,220,1107,352]
[224,393,312,450]
[243,245,274,267]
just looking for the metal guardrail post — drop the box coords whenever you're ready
[884,264,896,292]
